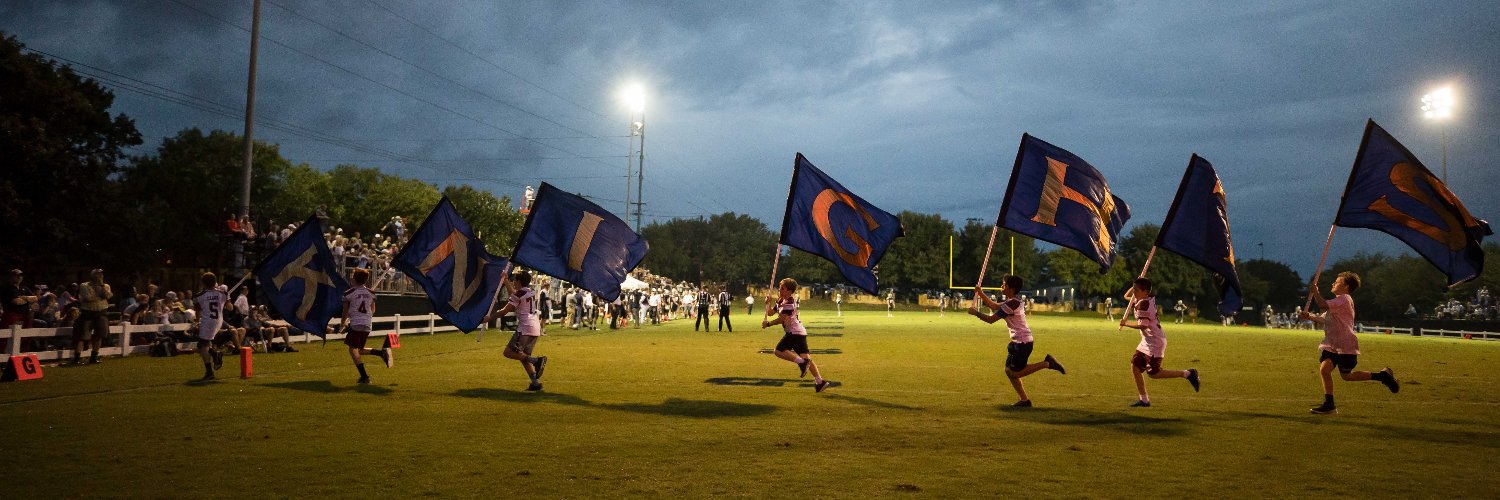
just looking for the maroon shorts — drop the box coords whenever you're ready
[344,328,372,349]
[1131,350,1163,375]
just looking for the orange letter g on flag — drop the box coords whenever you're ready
[812,189,879,267]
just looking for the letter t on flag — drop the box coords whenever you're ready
[512,183,648,301]
[393,196,510,333]
[778,153,904,295]
[253,214,349,336]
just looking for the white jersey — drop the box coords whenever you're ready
[510,287,541,336]
[344,286,375,331]
[776,297,806,336]
[1133,296,1166,357]
[194,289,228,339]
[998,297,1033,343]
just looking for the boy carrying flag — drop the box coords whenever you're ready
[760,278,830,393]
[1118,278,1201,407]
[339,268,392,385]
[969,275,1065,407]
[1301,272,1398,414]
[485,271,548,391]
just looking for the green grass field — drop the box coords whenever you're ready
[4,309,1497,498]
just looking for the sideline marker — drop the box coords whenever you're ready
[240,347,253,379]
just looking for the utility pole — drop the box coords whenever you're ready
[236,0,262,273]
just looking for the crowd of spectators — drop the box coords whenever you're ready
[1428,287,1495,321]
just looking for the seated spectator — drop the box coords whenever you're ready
[2,269,38,328]
[122,293,149,324]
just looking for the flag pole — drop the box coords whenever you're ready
[224,273,254,295]
[767,154,801,320]
[973,224,1001,307]
[1304,224,1338,311]
[477,261,514,343]
[1119,246,1157,331]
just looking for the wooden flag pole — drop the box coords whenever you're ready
[765,243,782,320]
[477,261,514,343]
[973,224,1001,307]
[224,273,254,296]
[1305,225,1338,312]
[1119,246,1158,332]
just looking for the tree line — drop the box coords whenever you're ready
[5,32,1491,321]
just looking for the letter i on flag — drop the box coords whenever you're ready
[776,153,904,295]
[1328,120,1491,286]
[993,134,1131,273]
[511,183,648,301]
[393,196,510,333]
[1153,154,1242,316]
[253,214,349,336]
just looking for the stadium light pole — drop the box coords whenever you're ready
[622,84,646,231]
[1421,86,1455,183]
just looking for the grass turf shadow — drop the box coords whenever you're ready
[705,377,843,390]
[1186,409,1500,449]
[821,394,921,411]
[453,388,778,418]
[452,388,591,407]
[757,348,842,355]
[995,406,1189,437]
[261,380,394,395]
[598,398,777,418]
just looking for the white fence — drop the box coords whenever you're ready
[3,313,480,363]
[1355,323,1499,341]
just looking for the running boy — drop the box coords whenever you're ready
[191,272,228,381]
[484,271,547,391]
[1301,271,1399,414]
[1118,278,1200,407]
[339,268,392,385]
[761,278,830,392]
[968,275,1065,407]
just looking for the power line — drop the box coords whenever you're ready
[164,0,621,177]
[264,0,624,151]
[365,0,615,122]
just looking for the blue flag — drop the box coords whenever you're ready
[1156,154,1242,316]
[392,196,509,333]
[998,134,1131,272]
[1335,120,1491,287]
[512,183,648,301]
[779,153,904,295]
[253,215,348,336]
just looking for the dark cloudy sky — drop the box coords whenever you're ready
[5,1,1497,276]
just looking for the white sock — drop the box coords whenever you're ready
[794,357,805,364]
[1140,395,1150,403]
[814,376,824,384]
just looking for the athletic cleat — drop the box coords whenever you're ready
[814,380,830,393]
[1011,400,1033,408]
[381,348,394,368]
[1130,400,1152,408]
[200,373,215,381]
[89,355,100,364]
[357,376,371,385]
[797,360,809,378]
[1309,404,1337,415]
[1044,354,1066,374]
[212,349,224,370]
[1379,367,1400,394]
[533,356,548,379]
[526,381,543,392]
[284,345,298,353]
[1186,368,1201,392]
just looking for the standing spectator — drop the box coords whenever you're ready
[227,287,251,350]
[581,291,597,330]
[385,216,406,245]
[886,290,895,317]
[2,269,38,328]
[315,204,330,232]
[834,290,843,317]
[74,269,113,364]
[745,294,755,316]
[717,288,733,332]
[1174,300,1187,323]
[649,290,662,325]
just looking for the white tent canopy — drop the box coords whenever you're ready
[620,275,649,290]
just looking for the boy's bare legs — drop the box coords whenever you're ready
[1004,370,1029,402]
[1132,366,1148,400]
